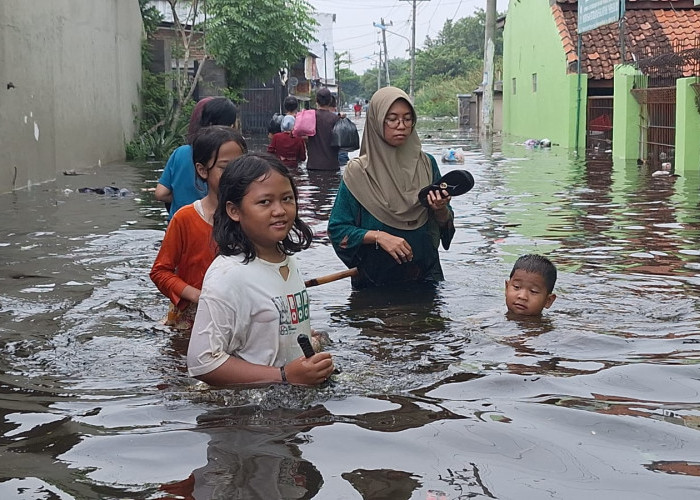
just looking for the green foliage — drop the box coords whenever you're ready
[338,67,363,103]
[205,0,317,89]
[387,59,410,94]
[127,0,183,161]
[415,9,502,84]
[126,99,191,161]
[414,73,482,117]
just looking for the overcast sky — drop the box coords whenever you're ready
[308,0,509,74]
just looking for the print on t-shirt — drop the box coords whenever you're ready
[272,290,309,336]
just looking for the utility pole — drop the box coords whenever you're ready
[376,57,381,91]
[373,19,393,86]
[400,0,430,102]
[381,18,391,85]
[322,42,328,87]
[480,0,496,138]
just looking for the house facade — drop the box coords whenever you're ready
[503,0,700,174]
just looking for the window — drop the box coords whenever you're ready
[512,78,516,95]
[532,73,537,92]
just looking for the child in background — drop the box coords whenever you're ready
[267,95,300,141]
[505,254,557,316]
[155,97,238,220]
[267,115,306,169]
[150,126,248,332]
[187,153,334,386]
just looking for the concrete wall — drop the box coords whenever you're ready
[502,0,587,149]
[0,0,142,193]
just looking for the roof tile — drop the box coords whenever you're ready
[553,6,700,79]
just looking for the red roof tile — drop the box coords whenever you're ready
[551,3,700,80]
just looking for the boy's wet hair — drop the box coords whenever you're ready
[192,126,247,183]
[510,254,557,293]
[199,97,237,128]
[283,95,299,113]
[214,152,313,262]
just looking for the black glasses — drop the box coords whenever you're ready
[384,116,414,129]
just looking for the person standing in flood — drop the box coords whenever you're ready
[327,86,455,288]
[150,127,248,332]
[155,97,238,220]
[267,115,306,169]
[305,87,341,171]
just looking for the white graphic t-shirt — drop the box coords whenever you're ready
[187,253,310,378]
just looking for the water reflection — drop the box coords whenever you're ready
[160,406,329,499]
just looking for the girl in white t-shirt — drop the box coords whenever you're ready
[187,153,335,386]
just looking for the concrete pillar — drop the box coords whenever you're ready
[612,64,643,160]
[674,77,700,176]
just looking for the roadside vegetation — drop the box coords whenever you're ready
[127,0,316,160]
[343,9,503,118]
[128,3,502,160]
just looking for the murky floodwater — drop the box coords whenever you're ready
[1,121,699,499]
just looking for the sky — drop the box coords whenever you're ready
[308,0,509,74]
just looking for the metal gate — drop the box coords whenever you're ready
[631,87,676,166]
[587,97,613,152]
[631,37,700,167]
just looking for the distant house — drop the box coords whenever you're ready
[148,0,226,100]
[238,12,338,134]
[502,0,700,172]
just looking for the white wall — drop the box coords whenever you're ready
[0,0,143,193]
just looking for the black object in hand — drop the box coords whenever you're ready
[297,334,315,358]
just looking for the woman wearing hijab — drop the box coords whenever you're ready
[327,86,455,288]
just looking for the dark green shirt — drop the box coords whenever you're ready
[328,154,455,288]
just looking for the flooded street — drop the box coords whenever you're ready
[1,121,699,499]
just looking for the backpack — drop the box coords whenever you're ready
[293,109,316,137]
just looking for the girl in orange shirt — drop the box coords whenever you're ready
[150,126,248,332]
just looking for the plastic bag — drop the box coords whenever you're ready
[331,117,360,151]
[293,109,316,137]
[440,148,465,164]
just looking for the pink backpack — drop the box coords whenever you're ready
[293,109,316,137]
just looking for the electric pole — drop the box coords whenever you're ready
[373,20,393,86]
[381,18,390,86]
[481,0,496,137]
[322,42,328,87]
[400,0,430,102]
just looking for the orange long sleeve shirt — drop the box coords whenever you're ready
[150,203,217,310]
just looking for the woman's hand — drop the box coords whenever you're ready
[376,231,414,265]
[285,353,334,386]
[426,189,452,225]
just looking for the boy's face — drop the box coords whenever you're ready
[505,270,556,316]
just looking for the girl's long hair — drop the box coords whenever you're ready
[213,153,313,262]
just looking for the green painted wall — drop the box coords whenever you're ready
[674,77,700,177]
[503,0,587,149]
[612,65,642,160]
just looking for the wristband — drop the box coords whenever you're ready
[280,365,288,384]
[375,230,379,250]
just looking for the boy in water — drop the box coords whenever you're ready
[505,254,557,316]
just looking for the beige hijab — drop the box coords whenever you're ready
[343,87,432,230]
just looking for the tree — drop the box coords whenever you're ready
[414,9,503,84]
[205,0,317,90]
[336,51,365,104]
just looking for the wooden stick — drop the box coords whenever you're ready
[305,267,358,287]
